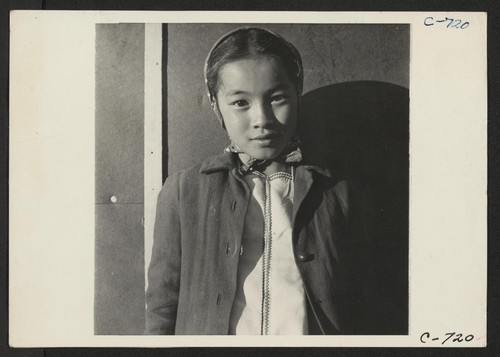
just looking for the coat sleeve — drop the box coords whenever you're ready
[144,174,181,334]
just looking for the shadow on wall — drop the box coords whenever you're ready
[299,81,409,334]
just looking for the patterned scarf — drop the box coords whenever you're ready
[224,136,303,175]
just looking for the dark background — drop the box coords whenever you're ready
[2,1,499,357]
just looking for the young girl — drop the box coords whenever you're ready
[145,27,377,335]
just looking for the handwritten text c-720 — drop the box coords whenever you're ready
[424,17,470,29]
[420,332,475,345]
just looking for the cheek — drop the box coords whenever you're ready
[222,112,247,138]
[218,106,236,129]
[274,103,298,129]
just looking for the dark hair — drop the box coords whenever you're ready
[205,27,303,103]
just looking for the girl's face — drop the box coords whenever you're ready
[216,57,298,161]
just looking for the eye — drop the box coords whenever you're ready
[232,99,249,108]
[271,94,289,103]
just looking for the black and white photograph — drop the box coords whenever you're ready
[94,23,409,336]
[9,11,486,347]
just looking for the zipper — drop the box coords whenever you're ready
[260,175,272,335]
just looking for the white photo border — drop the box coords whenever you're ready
[9,10,487,347]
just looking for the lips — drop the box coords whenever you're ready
[250,133,282,147]
[252,133,280,140]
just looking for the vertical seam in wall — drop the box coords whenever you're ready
[144,24,163,295]
[162,24,169,181]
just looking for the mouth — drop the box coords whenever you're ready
[251,133,281,147]
[252,133,280,140]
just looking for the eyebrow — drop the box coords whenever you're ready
[224,90,250,96]
[268,83,293,92]
[224,84,293,97]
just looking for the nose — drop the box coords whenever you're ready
[251,102,274,128]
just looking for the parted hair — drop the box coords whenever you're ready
[204,27,304,106]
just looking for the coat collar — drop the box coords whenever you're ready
[199,152,334,178]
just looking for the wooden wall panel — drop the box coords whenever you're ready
[95,23,145,205]
[95,23,145,335]
[95,204,145,335]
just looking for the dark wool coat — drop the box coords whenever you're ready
[145,152,378,335]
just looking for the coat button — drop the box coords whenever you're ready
[297,253,315,262]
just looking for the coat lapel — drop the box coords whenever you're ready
[292,166,314,226]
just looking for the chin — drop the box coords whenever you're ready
[247,147,284,161]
